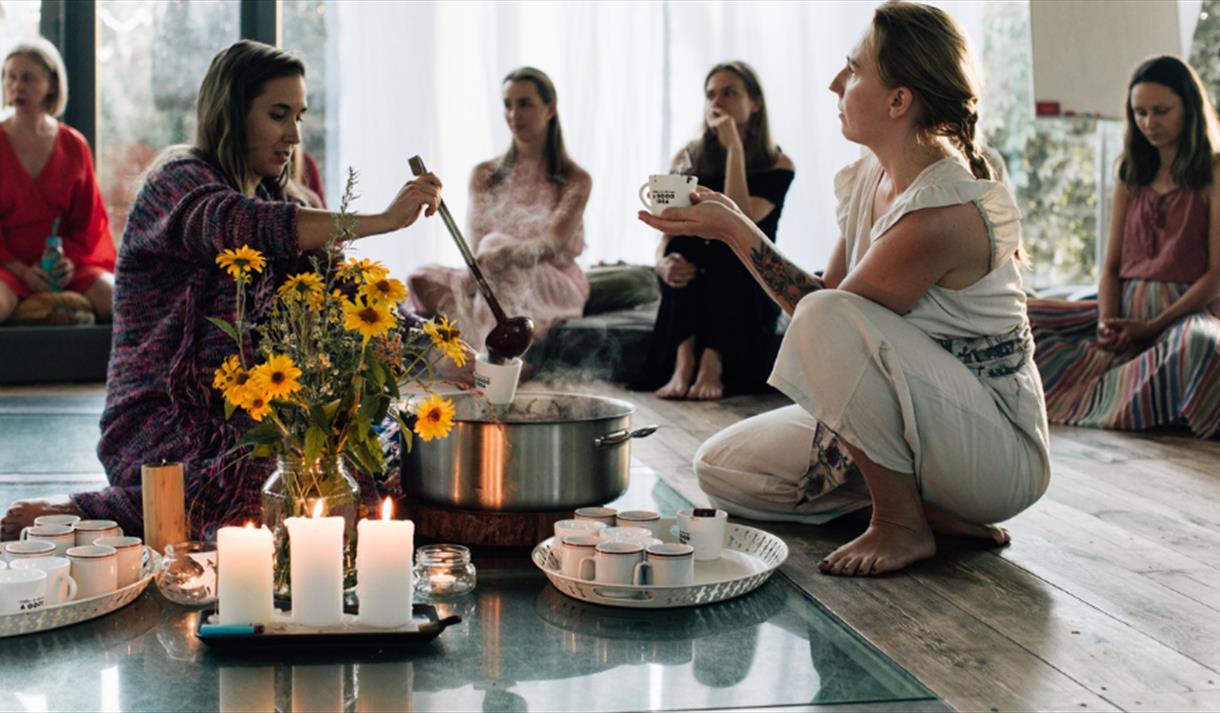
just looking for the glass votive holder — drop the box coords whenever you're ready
[413,544,476,597]
[154,540,218,606]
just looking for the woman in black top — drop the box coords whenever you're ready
[635,61,795,399]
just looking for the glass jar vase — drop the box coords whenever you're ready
[413,544,477,597]
[261,454,361,603]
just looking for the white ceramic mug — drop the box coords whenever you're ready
[74,520,122,547]
[11,556,77,605]
[559,535,600,577]
[67,545,118,599]
[0,568,47,614]
[578,542,646,585]
[553,519,606,562]
[677,508,728,561]
[615,510,662,537]
[94,536,144,588]
[4,540,56,562]
[573,507,617,527]
[33,514,81,528]
[637,543,695,586]
[20,524,77,557]
[599,526,653,544]
[638,174,699,216]
[474,353,523,405]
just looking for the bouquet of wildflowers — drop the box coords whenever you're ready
[208,171,463,484]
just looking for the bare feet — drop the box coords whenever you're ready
[1,495,81,541]
[688,348,724,401]
[656,338,696,400]
[818,518,937,577]
[924,505,1010,546]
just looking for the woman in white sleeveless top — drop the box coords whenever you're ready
[639,1,1050,577]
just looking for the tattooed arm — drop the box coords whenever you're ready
[733,231,824,314]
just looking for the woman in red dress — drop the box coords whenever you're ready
[0,37,115,322]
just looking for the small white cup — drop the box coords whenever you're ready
[474,353,523,405]
[74,520,122,547]
[637,543,695,586]
[67,545,118,599]
[677,508,728,561]
[94,536,144,588]
[573,507,617,527]
[638,174,699,216]
[0,568,48,614]
[20,524,77,557]
[615,510,662,537]
[559,535,600,577]
[4,540,56,562]
[33,514,81,528]
[600,526,653,545]
[11,556,77,605]
[578,542,646,585]
[554,519,606,540]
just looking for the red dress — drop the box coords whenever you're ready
[0,123,115,297]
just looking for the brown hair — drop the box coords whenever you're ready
[192,40,305,194]
[3,37,68,117]
[1119,55,1220,190]
[492,66,574,186]
[684,61,779,177]
[868,1,991,180]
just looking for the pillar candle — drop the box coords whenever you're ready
[356,498,414,628]
[216,522,274,625]
[285,500,345,627]
[218,666,275,713]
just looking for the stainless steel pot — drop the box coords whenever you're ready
[402,392,657,511]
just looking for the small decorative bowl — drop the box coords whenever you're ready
[154,541,218,607]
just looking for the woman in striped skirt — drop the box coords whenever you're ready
[1029,56,1220,438]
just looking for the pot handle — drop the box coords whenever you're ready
[593,425,659,448]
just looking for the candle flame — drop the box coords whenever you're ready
[311,499,325,519]
[244,521,254,529]
[381,497,393,520]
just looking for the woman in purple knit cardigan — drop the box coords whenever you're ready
[1,40,443,540]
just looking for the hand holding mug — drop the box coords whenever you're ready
[638,187,750,245]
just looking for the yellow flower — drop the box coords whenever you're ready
[342,297,396,343]
[220,362,255,406]
[423,317,467,368]
[215,245,266,279]
[278,272,325,306]
[212,355,242,392]
[240,389,273,422]
[250,353,303,400]
[359,275,407,306]
[338,258,388,282]
[413,393,455,441]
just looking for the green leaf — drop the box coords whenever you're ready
[206,317,241,345]
[251,444,276,459]
[394,411,414,453]
[371,394,390,423]
[367,358,386,388]
[239,421,282,446]
[309,404,330,430]
[304,425,327,466]
[224,399,237,420]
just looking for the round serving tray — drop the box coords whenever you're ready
[531,519,788,609]
[0,546,161,638]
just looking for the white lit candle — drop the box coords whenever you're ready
[285,499,345,627]
[216,522,274,625]
[356,498,414,628]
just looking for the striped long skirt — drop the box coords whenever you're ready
[1028,279,1220,438]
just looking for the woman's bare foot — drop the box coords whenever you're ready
[1,495,81,541]
[924,505,1010,546]
[688,348,724,400]
[818,518,937,576]
[656,338,696,400]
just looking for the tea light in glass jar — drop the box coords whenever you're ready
[413,544,476,597]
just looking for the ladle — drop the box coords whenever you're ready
[408,156,535,362]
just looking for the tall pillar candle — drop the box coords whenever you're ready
[141,462,188,553]
[216,523,274,625]
[356,498,414,628]
[285,501,345,626]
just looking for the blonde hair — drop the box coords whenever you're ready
[3,37,69,117]
[868,1,991,180]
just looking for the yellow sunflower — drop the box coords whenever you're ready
[342,297,396,343]
[413,392,455,441]
[212,355,242,392]
[250,353,303,399]
[215,245,266,279]
[338,257,389,282]
[220,361,255,405]
[359,275,407,306]
[240,389,273,422]
[277,272,325,306]
[423,317,467,368]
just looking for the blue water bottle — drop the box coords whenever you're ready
[41,218,63,293]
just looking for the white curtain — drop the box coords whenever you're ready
[328,1,984,281]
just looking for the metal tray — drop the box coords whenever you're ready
[195,604,461,653]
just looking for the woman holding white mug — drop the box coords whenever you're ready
[633,61,795,401]
[639,2,1050,577]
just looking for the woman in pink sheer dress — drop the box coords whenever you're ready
[409,67,591,352]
